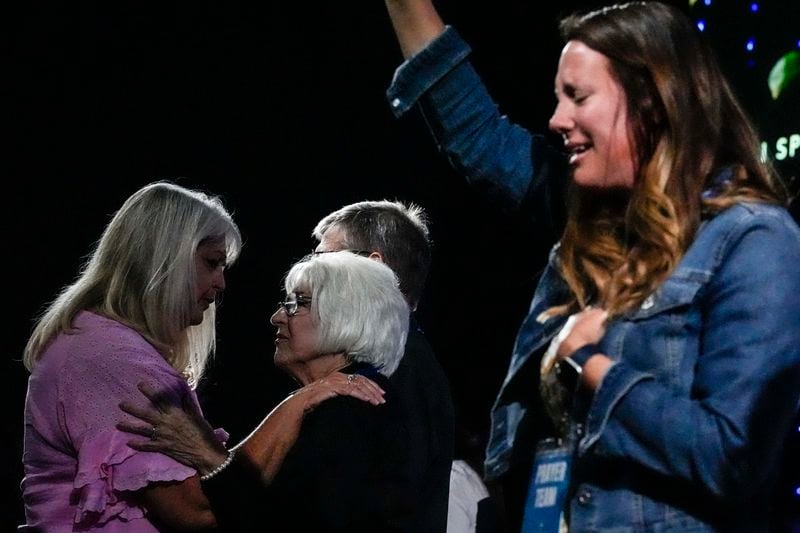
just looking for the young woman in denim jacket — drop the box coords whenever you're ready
[383,1,800,531]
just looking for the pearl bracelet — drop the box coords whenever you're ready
[200,450,235,482]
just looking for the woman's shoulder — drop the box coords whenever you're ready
[710,202,799,233]
[71,310,152,345]
[286,396,394,474]
[666,202,800,286]
[57,310,179,378]
[698,202,800,253]
[310,394,384,422]
[307,384,401,437]
[679,202,800,291]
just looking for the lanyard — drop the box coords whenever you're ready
[521,438,572,533]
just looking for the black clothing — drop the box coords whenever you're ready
[203,324,455,532]
[390,321,455,533]
[204,366,413,532]
[264,367,415,532]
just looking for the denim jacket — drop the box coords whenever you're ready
[388,27,800,531]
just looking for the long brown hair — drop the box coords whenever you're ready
[552,1,785,318]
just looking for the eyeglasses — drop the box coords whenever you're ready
[312,249,373,257]
[276,295,312,317]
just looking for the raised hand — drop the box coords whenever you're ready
[385,0,445,59]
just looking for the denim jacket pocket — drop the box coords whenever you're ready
[581,269,713,454]
[624,269,710,321]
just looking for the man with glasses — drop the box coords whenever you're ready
[313,200,454,533]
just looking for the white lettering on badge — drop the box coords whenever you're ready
[535,461,567,484]
[534,486,558,508]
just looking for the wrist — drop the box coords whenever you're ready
[556,344,571,359]
[580,354,614,391]
[285,387,316,416]
[200,449,235,482]
[566,343,601,367]
[556,338,588,359]
[555,344,601,393]
[197,447,230,476]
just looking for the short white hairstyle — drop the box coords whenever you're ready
[284,252,409,377]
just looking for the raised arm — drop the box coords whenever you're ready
[383,0,567,231]
[384,0,445,59]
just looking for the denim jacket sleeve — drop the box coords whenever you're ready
[581,206,800,500]
[386,27,567,231]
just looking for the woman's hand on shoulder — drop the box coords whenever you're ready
[292,373,386,414]
[117,382,228,475]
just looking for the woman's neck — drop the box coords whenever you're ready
[290,353,350,385]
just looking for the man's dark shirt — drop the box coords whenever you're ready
[389,318,455,532]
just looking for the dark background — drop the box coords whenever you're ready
[6,0,798,529]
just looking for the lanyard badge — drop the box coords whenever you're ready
[521,438,572,533]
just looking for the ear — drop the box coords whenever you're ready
[368,251,384,263]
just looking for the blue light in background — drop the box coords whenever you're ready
[697,20,706,32]
[746,38,755,52]
[750,3,759,12]
[704,0,712,5]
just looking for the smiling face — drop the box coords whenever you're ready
[190,238,227,326]
[549,40,636,189]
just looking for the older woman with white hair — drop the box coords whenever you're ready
[273,250,408,381]
[261,251,413,528]
[117,250,418,531]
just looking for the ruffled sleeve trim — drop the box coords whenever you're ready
[72,428,196,526]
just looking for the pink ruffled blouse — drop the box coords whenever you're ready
[21,311,224,531]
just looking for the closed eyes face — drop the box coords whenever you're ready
[191,238,227,326]
[548,40,636,189]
